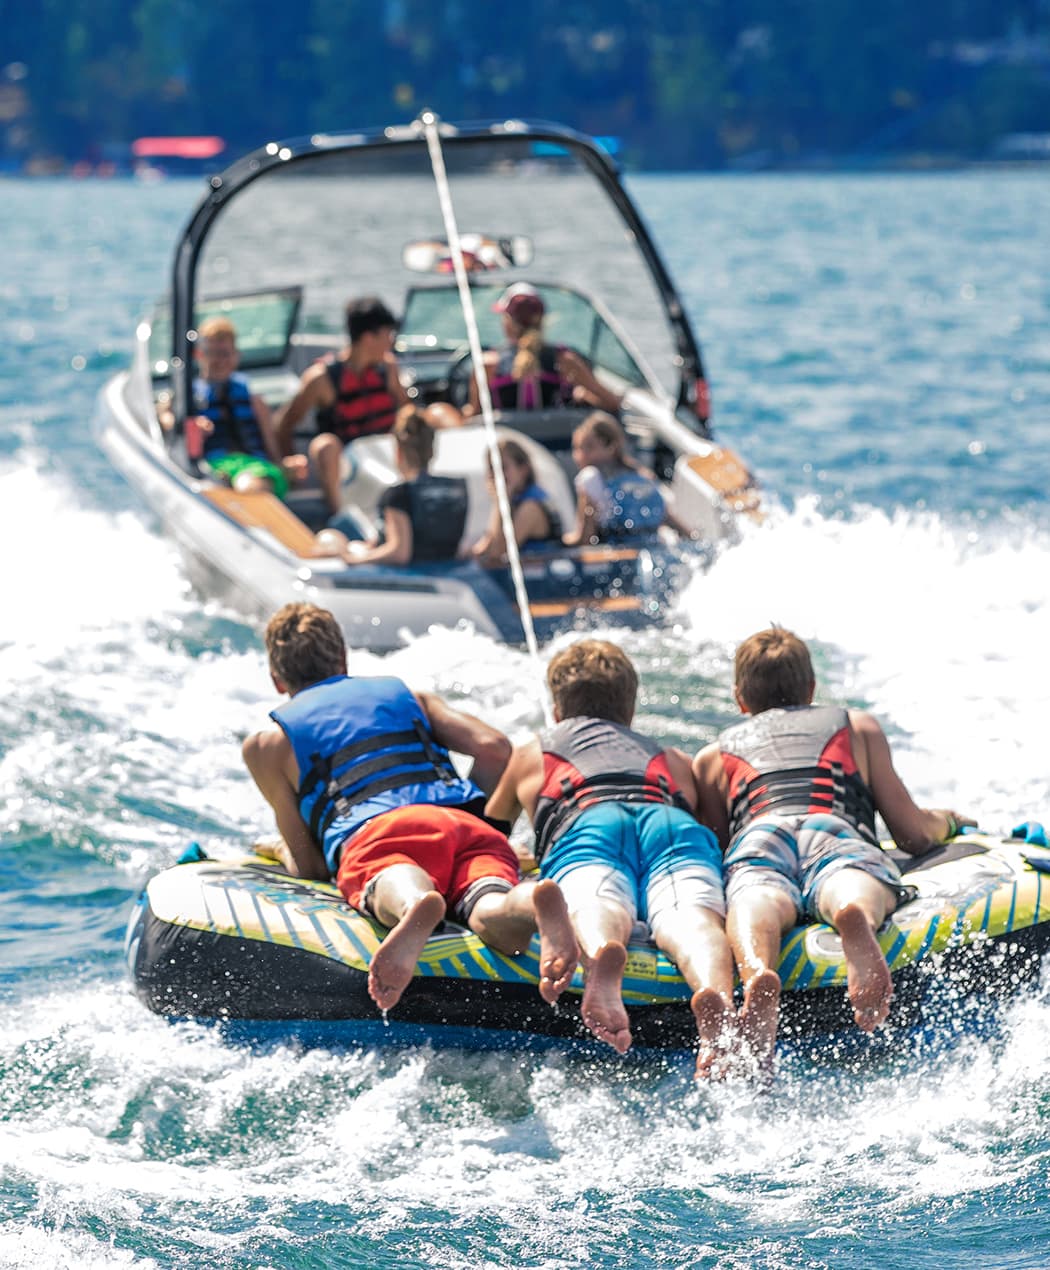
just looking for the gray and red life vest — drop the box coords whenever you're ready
[532,716,690,863]
[316,357,398,443]
[271,675,481,873]
[718,705,877,845]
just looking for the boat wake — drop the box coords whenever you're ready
[1,967,1048,1268]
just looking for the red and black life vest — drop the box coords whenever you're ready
[719,705,877,845]
[316,357,397,443]
[532,717,690,863]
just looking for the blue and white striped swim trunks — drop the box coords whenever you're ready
[724,812,915,920]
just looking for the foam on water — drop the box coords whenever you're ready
[1,972,1048,1267]
[3,452,1050,1264]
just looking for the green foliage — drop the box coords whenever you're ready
[2,0,1047,166]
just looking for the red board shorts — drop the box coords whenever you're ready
[336,804,520,925]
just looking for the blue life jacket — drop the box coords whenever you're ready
[270,675,482,872]
[598,469,665,538]
[192,373,266,458]
[515,482,562,543]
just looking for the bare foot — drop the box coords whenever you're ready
[581,942,632,1053]
[532,879,579,1005]
[367,891,446,1012]
[835,903,893,1032]
[691,988,736,1080]
[739,969,781,1074]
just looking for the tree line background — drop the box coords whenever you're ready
[3,0,1050,170]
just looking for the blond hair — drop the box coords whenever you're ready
[511,327,544,382]
[547,639,638,725]
[265,603,346,694]
[734,626,815,714]
[197,316,238,344]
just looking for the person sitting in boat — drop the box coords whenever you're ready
[464,283,623,417]
[314,405,468,565]
[275,296,461,519]
[563,411,671,545]
[242,601,578,1014]
[691,626,976,1072]
[485,638,737,1077]
[181,317,307,497]
[471,439,563,565]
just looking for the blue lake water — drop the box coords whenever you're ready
[1,170,1049,1268]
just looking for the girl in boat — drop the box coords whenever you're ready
[564,411,672,545]
[466,284,622,416]
[315,406,467,565]
[471,439,563,565]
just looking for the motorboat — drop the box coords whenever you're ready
[126,830,1050,1052]
[94,114,759,650]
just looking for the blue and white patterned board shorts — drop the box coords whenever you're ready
[540,801,725,937]
[724,812,916,920]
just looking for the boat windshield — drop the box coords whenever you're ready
[193,133,681,398]
[150,287,300,377]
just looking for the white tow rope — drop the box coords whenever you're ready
[421,113,554,727]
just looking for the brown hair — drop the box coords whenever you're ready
[547,639,638,725]
[265,602,346,694]
[492,438,536,485]
[734,626,815,713]
[393,405,435,469]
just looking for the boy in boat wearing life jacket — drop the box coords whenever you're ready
[485,639,737,1076]
[273,296,410,518]
[691,626,975,1068]
[242,602,577,1013]
[187,317,306,497]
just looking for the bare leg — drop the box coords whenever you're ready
[651,906,736,1079]
[581,942,632,1053]
[232,472,274,495]
[532,880,579,1004]
[468,881,537,956]
[738,969,781,1073]
[562,889,634,1052]
[367,864,446,1012]
[726,886,797,1070]
[309,432,345,514]
[817,870,897,1033]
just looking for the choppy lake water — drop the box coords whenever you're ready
[1,169,1048,1268]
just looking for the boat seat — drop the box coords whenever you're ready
[342,424,577,550]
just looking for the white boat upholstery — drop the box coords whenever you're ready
[341,423,577,551]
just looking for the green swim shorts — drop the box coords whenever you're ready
[206,452,288,499]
